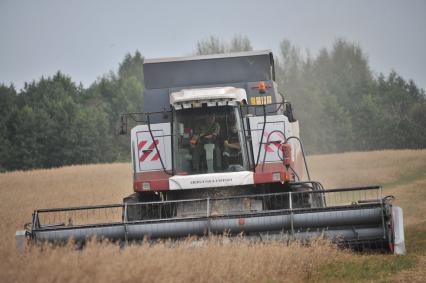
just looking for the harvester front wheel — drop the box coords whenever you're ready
[290,184,325,209]
[123,192,160,221]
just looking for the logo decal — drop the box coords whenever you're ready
[138,139,160,162]
[262,131,285,153]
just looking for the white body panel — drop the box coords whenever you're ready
[392,206,406,255]
[131,123,172,173]
[169,171,254,190]
[249,115,297,164]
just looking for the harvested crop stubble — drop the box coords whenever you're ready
[0,162,349,283]
[308,149,426,188]
[1,238,348,283]
[1,149,426,282]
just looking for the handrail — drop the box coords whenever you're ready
[34,184,381,213]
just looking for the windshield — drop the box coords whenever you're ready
[173,106,246,175]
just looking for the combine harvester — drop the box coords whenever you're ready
[16,51,405,254]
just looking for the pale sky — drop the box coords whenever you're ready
[1,0,425,90]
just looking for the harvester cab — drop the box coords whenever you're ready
[16,51,405,255]
[123,51,306,201]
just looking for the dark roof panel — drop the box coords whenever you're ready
[143,50,274,89]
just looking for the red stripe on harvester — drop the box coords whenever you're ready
[140,152,151,162]
[140,140,160,162]
[272,141,282,150]
[149,140,159,149]
[138,140,147,150]
[151,153,160,161]
[264,144,274,152]
[262,131,275,152]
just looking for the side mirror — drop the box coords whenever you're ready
[284,103,296,122]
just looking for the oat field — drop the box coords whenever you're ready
[1,150,425,282]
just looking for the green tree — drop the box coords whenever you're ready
[276,39,381,153]
[196,36,226,55]
[229,35,253,52]
[196,35,253,55]
[88,51,145,161]
[0,84,17,171]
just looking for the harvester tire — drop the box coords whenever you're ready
[290,184,325,209]
[123,192,160,221]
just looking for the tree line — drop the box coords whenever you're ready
[0,36,425,171]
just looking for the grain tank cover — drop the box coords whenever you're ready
[143,50,275,89]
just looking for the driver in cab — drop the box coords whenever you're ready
[190,114,221,173]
